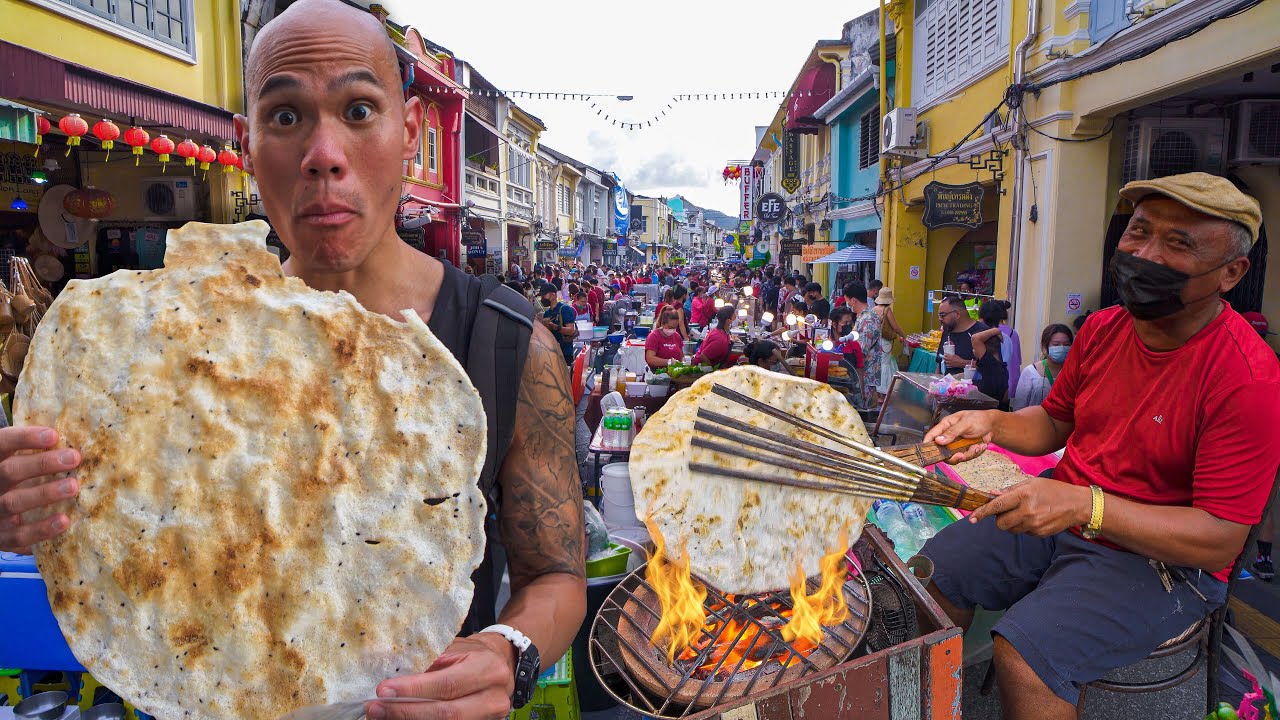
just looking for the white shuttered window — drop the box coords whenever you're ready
[913,0,1010,104]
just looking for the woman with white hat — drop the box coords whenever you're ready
[872,286,907,394]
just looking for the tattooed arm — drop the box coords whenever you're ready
[492,321,586,666]
[375,324,585,719]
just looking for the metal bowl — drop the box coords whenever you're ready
[14,691,69,720]
[81,704,128,720]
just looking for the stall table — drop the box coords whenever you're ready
[583,382,671,431]
[908,347,938,374]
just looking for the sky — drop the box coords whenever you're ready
[384,0,877,215]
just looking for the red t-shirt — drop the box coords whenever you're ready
[587,286,605,322]
[645,328,684,366]
[693,328,731,367]
[1042,302,1280,580]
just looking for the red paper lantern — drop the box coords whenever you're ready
[92,119,121,161]
[58,113,89,156]
[197,144,217,173]
[63,187,116,219]
[176,138,199,167]
[151,134,175,172]
[123,126,150,166]
[34,115,51,157]
[234,154,249,178]
[217,145,239,174]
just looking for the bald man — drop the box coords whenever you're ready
[0,2,584,719]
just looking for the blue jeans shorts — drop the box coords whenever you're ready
[919,516,1227,704]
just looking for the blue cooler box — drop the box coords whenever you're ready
[0,552,84,672]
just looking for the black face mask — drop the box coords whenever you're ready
[1109,250,1227,321]
[541,298,553,308]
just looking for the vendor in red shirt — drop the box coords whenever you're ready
[693,306,736,368]
[920,173,1280,720]
[645,308,685,369]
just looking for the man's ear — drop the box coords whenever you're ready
[234,114,254,175]
[402,95,424,162]
[1220,256,1251,293]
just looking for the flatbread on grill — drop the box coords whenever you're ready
[630,366,873,594]
[16,220,487,720]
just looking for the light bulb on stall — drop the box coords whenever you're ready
[781,331,791,342]
[761,312,774,324]
[737,308,748,318]
[714,298,725,308]
[785,314,797,326]
[821,340,834,351]
[743,286,754,297]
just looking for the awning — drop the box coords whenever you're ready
[809,244,876,264]
[0,41,235,139]
[785,63,836,136]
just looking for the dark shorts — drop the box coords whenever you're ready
[920,517,1227,704]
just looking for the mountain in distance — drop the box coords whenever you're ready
[701,208,741,231]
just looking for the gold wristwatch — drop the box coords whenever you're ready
[1081,484,1105,539]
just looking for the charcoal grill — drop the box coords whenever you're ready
[587,553,872,718]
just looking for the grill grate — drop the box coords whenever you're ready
[588,555,872,719]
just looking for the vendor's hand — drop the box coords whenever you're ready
[943,353,967,369]
[371,633,516,720]
[967,477,1092,537]
[924,410,994,463]
[0,427,82,554]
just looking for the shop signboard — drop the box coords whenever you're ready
[463,228,487,258]
[740,165,756,221]
[922,181,984,230]
[756,193,786,223]
[535,237,557,251]
[0,151,41,210]
[781,131,801,194]
[781,239,804,255]
[397,227,425,252]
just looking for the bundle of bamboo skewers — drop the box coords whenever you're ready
[689,384,994,512]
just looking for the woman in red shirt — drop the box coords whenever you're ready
[645,309,685,368]
[693,306,736,368]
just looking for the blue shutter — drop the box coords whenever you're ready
[1088,0,1130,44]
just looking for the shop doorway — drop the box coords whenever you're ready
[942,222,998,295]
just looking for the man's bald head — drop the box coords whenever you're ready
[246,0,400,107]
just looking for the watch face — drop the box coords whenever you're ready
[512,644,541,709]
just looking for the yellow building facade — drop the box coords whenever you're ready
[880,0,1280,361]
[2,0,246,224]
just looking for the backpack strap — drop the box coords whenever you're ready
[463,274,535,633]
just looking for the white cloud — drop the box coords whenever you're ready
[384,0,876,214]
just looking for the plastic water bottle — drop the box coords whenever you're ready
[901,502,937,550]
[873,500,918,558]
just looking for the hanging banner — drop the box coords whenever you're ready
[922,181,984,230]
[781,131,801,194]
[612,176,630,236]
[740,165,755,221]
[463,228,487,258]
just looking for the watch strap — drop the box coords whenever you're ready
[479,624,532,652]
[1084,484,1105,538]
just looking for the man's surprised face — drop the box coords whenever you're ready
[236,5,421,274]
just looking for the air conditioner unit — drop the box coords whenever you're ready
[881,107,926,158]
[1231,100,1280,165]
[139,177,197,221]
[1130,118,1226,181]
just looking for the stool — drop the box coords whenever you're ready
[1074,615,1210,717]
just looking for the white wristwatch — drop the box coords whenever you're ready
[480,624,540,708]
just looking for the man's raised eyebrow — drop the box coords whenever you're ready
[258,74,302,98]
[329,70,383,92]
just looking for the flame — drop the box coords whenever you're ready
[781,527,850,646]
[645,517,708,663]
[644,521,853,677]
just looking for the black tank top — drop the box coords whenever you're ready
[427,261,482,366]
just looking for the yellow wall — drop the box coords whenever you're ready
[4,0,243,113]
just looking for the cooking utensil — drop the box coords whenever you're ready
[14,691,69,720]
[80,703,128,720]
[687,384,995,511]
[276,696,438,720]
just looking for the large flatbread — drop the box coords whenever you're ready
[630,366,872,594]
[16,221,487,720]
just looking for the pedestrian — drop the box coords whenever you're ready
[1011,324,1074,411]
[845,282,882,409]
[538,282,577,365]
[872,287,907,395]
[935,295,995,376]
